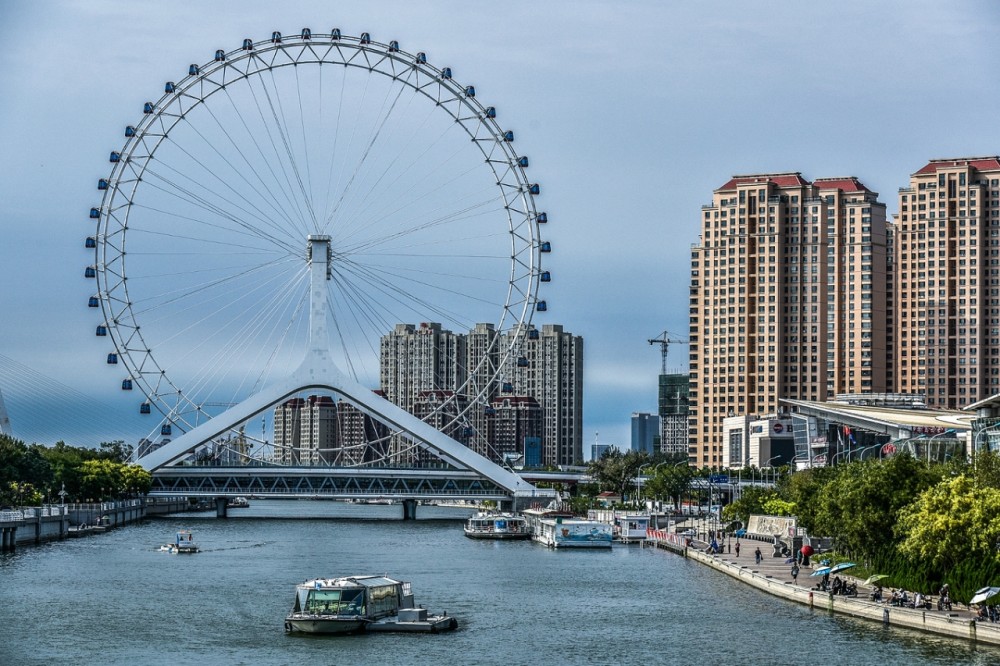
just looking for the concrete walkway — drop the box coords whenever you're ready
[652,530,1000,646]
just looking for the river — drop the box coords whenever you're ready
[0,501,995,665]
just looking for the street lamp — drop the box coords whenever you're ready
[922,429,956,465]
[637,463,653,508]
[762,455,780,485]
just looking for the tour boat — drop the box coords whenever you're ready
[159,530,199,554]
[285,575,458,635]
[521,507,613,548]
[463,511,531,540]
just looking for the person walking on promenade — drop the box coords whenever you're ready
[791,563,800,585]
[735,541,741,558]
[755,547,762,565]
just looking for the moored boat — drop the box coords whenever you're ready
[464,511,531,540]
[285,575,457,635]
[227,496,250,508]
[522,507,613,548]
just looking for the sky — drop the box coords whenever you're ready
[1,0,999,453]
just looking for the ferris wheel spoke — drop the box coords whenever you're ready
[153,266,308,383]
[128,226,283,255]
[327,88,438,241]
[128,255,299,320]
[334,258,490,332]
[330,117,474,244]
[321,75,410,235]
[135,172,300,257]
[340,193,503,257]
[241,67,315,235]
[259,64,321,231]
[185,275,308,406]
[292,65,317,225]
[143,142,304,254]
[205,87,310,235]
[320,61,348,226]
[340,157,497,251]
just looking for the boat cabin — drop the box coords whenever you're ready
[291,576,410,621]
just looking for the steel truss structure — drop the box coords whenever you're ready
[149,466,511,501]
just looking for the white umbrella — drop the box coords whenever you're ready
[970,586,1000,605]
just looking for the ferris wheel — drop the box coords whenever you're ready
[84,29,549,450]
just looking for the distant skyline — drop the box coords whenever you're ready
[1,1,999,450]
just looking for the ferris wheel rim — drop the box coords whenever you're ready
[89,29,547,435]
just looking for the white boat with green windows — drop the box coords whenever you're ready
[284,575,458,635]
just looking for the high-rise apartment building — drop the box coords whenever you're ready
[273,395,339,464]
[273,397,305,464]
[489,396,543,465]
[379,323,466,415]
[273,394,391,466]
[378,322,584,467]
[505,324,584,466]
[689,173,888,466]
[894,157,1000,409]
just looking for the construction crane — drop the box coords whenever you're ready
[648,331,688,375]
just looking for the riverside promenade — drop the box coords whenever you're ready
[646,528,1000,647]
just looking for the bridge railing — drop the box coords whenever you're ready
[0,511,23,522]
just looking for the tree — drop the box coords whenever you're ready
[812,454,944,558]
[897,474,1000,574]
[121,464,152,497]
[721,485,780,525]
[970,449,1000,490]
[587,449,650,502]
[645,463,694,510]
[78,459,124,501]
[98,440,134,463]
[776,465,837,533]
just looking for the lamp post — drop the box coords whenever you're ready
[974,424,1000,461]
[763,455,780,485]
[637,463,657,509]
[855,443,881,462]
[923,429,956,465]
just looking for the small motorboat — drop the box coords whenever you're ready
[160,530,199,554]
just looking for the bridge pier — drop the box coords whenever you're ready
[215,497,228,519]
[1,526,16,552]
[402,499,417,521]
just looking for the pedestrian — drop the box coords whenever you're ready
[791,563,799,584]
[735,541,741,558]
[755,547,762,565]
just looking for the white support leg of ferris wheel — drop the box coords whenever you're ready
[138,236,534,496]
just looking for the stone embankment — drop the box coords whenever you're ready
[0,497,193,551]
[647,530,1000,647]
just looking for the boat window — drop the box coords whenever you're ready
[306,589,340,614]
[368,584,399,616]
[305,588,365,615]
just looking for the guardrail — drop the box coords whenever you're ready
[0,511,23,522]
